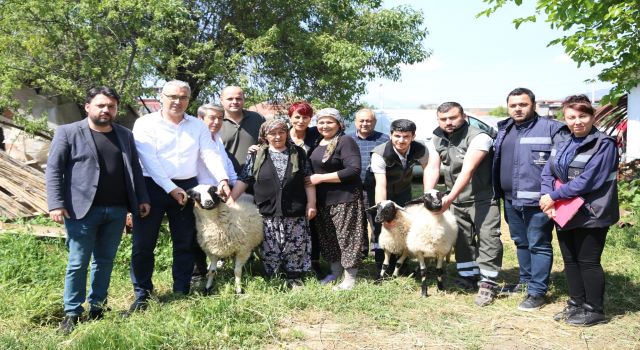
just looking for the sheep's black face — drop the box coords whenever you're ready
[187,185,222,210]
[423,189,445,212]
[370,200,397,223]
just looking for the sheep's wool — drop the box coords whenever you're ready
[406,208,457,259]
[194,193,264,261]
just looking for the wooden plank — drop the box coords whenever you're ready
[0,151,48,217]
[0,190,33,218]
[0,222,66,238]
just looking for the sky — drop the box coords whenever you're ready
[361,0,613,109]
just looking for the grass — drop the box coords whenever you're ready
[0,212,639,349]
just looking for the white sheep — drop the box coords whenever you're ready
[367,200,421,279]
[187,185,264,294]
[405,189,458,297]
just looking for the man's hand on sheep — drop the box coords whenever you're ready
[217,180,231,201]
[49,208,70,224]
[169,187,188,206]
[435,194,454,214]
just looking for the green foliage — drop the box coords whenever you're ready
[488,105,508,117]
[478,0,640,104]
[10,115,52,139]
[618,179,640,213]
[0,0,429,118]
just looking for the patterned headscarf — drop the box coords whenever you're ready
[253,118,299,178]
[315,108,344,163]
[258,118,290,146]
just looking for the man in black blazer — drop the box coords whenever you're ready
[46,86,150,335]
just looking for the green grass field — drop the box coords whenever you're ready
[0,212,639,349]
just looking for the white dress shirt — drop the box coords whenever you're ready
[133,111,229,193]
[196,133,238,186]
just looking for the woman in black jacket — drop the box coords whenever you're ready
[231,118,316,287]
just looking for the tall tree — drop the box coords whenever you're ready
[478,0,639,103]
[0,0,428,117]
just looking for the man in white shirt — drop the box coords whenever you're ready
[425,102,502,307]
[128,80,231,313]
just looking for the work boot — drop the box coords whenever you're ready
[474,280,498,307]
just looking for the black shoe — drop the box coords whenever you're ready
[566,303,606,327]
[122,298,148,318]
[499,282,528,295]
[553,298,582,321]
[87,308,104,321]
[518,294,545,311]
[58,315,79,335]
[453,276,479,292]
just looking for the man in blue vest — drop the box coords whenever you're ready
[493,87,566,311]
[425,102,503,307]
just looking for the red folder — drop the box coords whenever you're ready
[552,180,584,228]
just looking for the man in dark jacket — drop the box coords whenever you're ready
[46,86,150,335]
[493,87,566,311]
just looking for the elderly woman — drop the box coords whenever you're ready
[230,118,316,287]
[540,95,619,326]
[308,108,367,291]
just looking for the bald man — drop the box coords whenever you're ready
[218,86,265,173]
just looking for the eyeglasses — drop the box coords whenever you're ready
[163,93,190,102]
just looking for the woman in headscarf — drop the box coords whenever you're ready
[308,108,367,291]
[230,118,316,287]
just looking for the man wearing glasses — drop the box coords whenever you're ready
[128,80,231,314]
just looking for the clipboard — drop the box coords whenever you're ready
[552,180,584,228]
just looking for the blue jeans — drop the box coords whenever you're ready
[503,200,554,296]
[63,206,127,316]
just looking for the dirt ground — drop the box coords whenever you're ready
[266,220,640,350]
[269,306,639,350]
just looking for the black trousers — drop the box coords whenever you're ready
[557,226,608,311]
[131,177,198,298]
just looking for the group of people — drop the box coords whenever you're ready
[46,82,618,335]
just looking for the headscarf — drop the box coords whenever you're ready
[315,108,344,163]
[252,118,299,178]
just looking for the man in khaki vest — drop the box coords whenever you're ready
[425,102,503,307]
